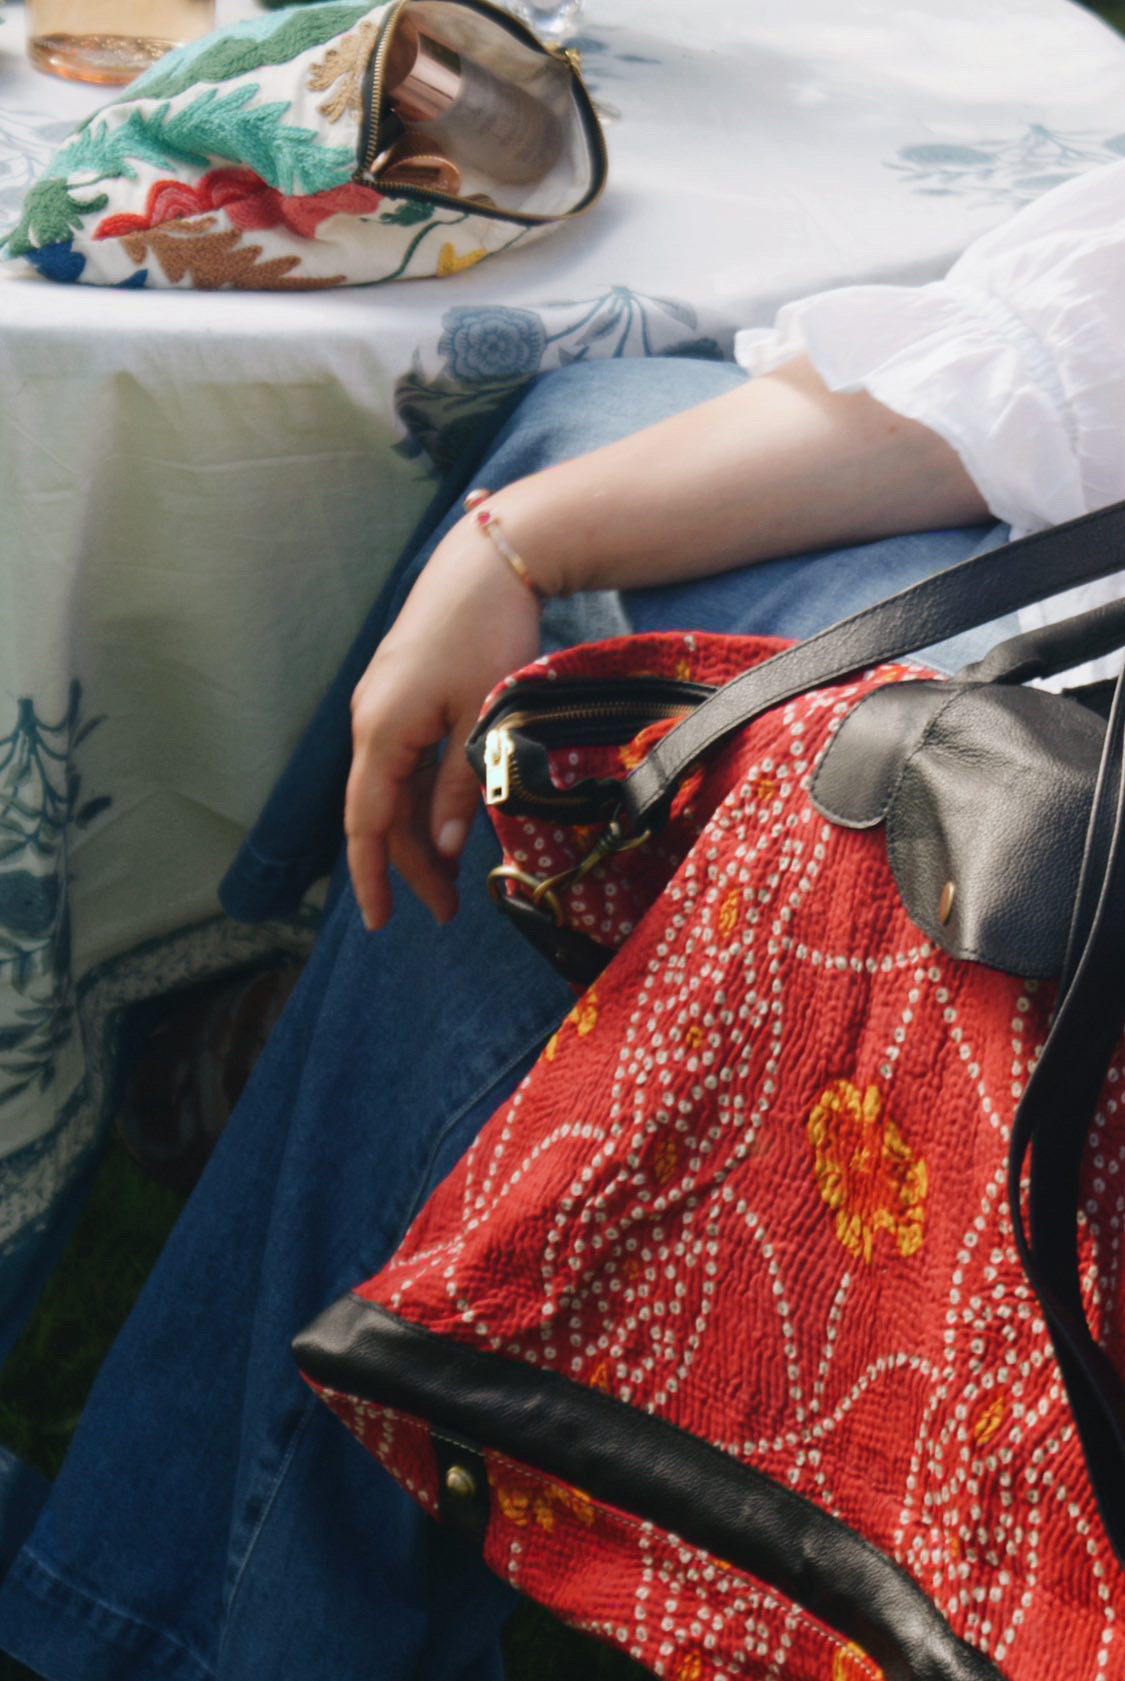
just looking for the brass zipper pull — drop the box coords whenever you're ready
[548,44,583,73]
[484,726,514,805]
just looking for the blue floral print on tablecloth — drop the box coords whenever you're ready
[439,307,548,383]
[0,109,76,236]
[0,684,109,1112]
[890,123,1125,204]
[398,287,726,468]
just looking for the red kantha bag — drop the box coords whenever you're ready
[296,506,1125,1681]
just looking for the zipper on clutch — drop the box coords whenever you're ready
[357,0,412,182]
[354,0,607,224]
[484,726,515,804]
[481,688,713,809]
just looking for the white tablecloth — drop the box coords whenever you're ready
[1,0,1125,1332]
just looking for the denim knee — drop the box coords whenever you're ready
[484,355,747,480]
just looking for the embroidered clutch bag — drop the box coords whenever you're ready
[2,0,605,289]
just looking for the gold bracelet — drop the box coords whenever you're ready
[464,489,545,603]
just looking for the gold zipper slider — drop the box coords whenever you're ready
[548,44,583,73]
[484,726,514,806]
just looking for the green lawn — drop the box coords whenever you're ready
[1,4,1123,1675]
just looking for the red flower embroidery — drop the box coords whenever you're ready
[94,168,382,242]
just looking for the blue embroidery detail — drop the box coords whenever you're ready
[24,240,85,282]
[0,684,110,1108]
[890,123,1125,204]
[439,306,548,382]
[396,287,718,469]
[116,269,149,288]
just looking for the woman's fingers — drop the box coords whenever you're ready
[346,828,390,932]
[389,767,460,926]
[346,669,444,928]
[347,761,458,930]
[431,708,486,865]
[347,672,477,929]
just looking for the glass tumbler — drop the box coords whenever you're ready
[501,0,583,45]
[27,0,217,86]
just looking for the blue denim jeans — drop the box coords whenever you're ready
[0,358,1011,1681]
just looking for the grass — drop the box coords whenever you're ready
[0,1143,183,1482]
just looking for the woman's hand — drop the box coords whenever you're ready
[346,356,988,933]
[346,516,541,932]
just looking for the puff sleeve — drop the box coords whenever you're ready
[735,159,1125,542]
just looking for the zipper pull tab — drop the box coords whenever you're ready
[484,726,514,806]
[548,44,583,74]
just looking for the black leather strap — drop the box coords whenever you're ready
[295,1299,1005,1681]
[1008,664,1125,1560]
[957,594,1125,687]
[620,498,1125,832]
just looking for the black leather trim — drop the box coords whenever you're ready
[432,1432,491,1544]
[498,894,613,986]
[295,1299,1004,1681]
[620,500,1125,833]
[1006,663,1125,1560]
[812,680,1107,978]
[811,682,947,828]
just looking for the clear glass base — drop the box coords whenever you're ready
[28,30,181,84]
[503,1,584,46]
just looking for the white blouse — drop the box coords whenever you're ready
[735,158,1125,657]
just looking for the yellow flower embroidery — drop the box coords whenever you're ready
[497,1478,596,1532]
[684,1023,704,1049]
[675,1655,703,1681]
[973,1394,1006,1448]
[588,1359,613,1394]
[618,734,649,772]
[718,888,741,937]
[833,1643,882,1681]
[674,655,695,683]
[436,242,489,278]
[496,1485,532,1526]
[756,777,777,802]
[807,1080,928,1265]
[654,1135,679,1185]
[545,988,600,1061]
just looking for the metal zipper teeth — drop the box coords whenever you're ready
[358,0,413,179]
[491,696,707,810]
[501,750,594,810]
[497,697,704,737]
[479,679,716,736]
[355,0,609,224]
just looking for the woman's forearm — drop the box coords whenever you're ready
[487,357,989,598]
[346,357,989,930]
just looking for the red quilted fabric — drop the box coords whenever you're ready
[320,633,1124,1681]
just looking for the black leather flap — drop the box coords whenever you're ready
[812,682,1106,978]
[811,681,950,827]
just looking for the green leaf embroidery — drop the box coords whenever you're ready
[53,86,356,196]
[1,178,109,257]
[379,199,435,227]
[107,3,374,109]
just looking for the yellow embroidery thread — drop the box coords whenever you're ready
[808,1080,928,1264]
[437,242,489,278]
